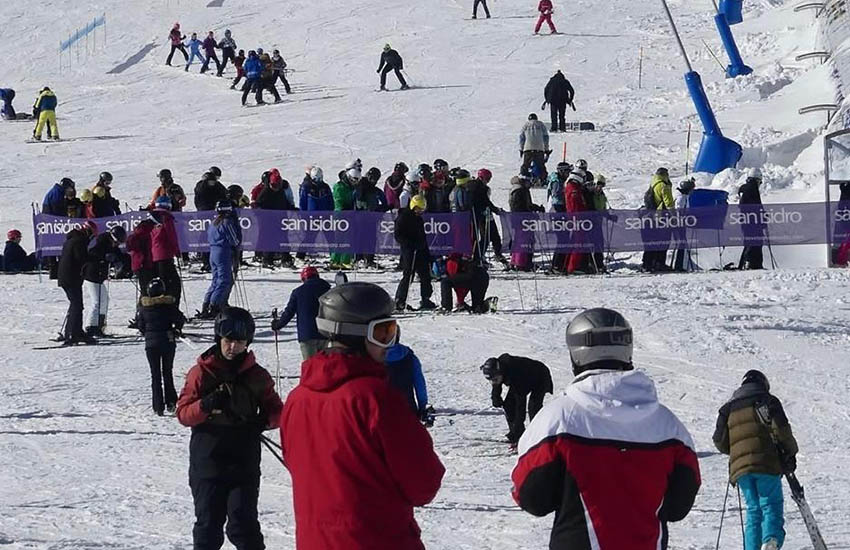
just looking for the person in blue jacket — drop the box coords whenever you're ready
[3,229,38,272]
[0,88,17,120]
[240,50,263,106]
[184,33,205,72]
[385,343,431,423]
[270,265,332,359]
[42,178,76,216]
[298,166,334,211]
[199,201,241,319]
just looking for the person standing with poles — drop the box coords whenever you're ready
[377,44,409,91]
[393,195,436,311]
[270,266,331,360]
[270,49,292,94]
[216,29,237,77]
[713,370,798,550]
[543,70,574,132]
[200,31,222,75]
[473,0,491,18]
[166,23,188,66]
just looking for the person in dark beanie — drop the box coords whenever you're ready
[738,169,765,270]
[176,307,283,550]
[136,278,186,415]
[543,70,575,132]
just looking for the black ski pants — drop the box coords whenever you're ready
[218,48,236,76]
[167,44,189,65]
[739,246,763,270]
[201,52,221,74]
[440,267,489,310]
[520,150,548,181]
[380,66,407,89]
[503,388,546,444]
[156,259,181,303]
[550,102,567,131]
[257,78,281,103]
[61,283,85,340]
[473,0,491,17]
[394,247,432,307]
[146,344,177,413]
[190,476,265,550]
[241,79,259,105]
[272,71,291,94]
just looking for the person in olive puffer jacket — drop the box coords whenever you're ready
[713,370,798,550]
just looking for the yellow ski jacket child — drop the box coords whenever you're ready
[33,87,58,141]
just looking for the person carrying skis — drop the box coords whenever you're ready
[384,162,408,210]
[32,86,59,141]
[199,201,242,319]
[377,44,409,91]
[185,33,205,72]
[200,31,221,75]
[57,220,97,345]
[280,282,445,550]
[440,253,491,313]
[82,225,127,337]
[519,113,550,181]
[3,229,38,272]
[176,307,283,550]
[271,49,292,94]
[136,277,186,415]
[150,197,182,303]
[535,0,557,34]
[229,50,246,90]
[216,29,237,77]
[0,88,17,120]
[385,342,431,422]
[713,370,798,550]
[394,195,437,311]
[241,51,263,106]
[90,171,121,218]
[270,266,332,360]
[544,70,574,132]
[512,308,701,548]
[473,0,491,18]
[481,354,552,447]
[738,169,766,270]
[166,23,188,66]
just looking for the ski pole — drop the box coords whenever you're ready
[260,434,285,466]
[715,482,730,550]
[272,308,281,391]
[737,485,745,548]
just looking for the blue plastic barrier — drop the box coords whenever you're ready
[714,13,752,78]
[685,71,743,174]
[719,0,744,25]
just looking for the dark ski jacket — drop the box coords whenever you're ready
[57,229,89,287]
[194,179,228,212]
[509,180,543,212]
[354,180,389,212]
[276,276,332,342]
[544,71,575,106]
[135,294,186,349]
[3,241,36,272]
[490,354,553,409]
[840,181,850,202]
[91,185,121,217]
[256,183,295,211]
[378,49,403,71]
[385,344,428,415]
[43,183,71,216]
[738,180,762,205]
[176,347,282,480]
[467,179,500,217]
[713,383,798,483]
[394,208,429,253]
[82,232,118,284]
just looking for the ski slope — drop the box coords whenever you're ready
[1,0,848,548]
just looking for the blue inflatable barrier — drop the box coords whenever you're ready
[714,13,752,78]
[719,0,743,25]
[685,71,743,174]
[688,188,729,208]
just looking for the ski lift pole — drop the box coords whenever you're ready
[661,0,693,72]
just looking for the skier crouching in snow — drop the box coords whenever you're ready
[136,278,185,415]
[439,253,491,313]
[511,308,701,548]
[713,370,798,550]
[377,44,408,91]
[481,354,552,447]
[177,307,283,550]
[0,88,17,120]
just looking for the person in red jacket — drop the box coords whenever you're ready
[280,282,445,550]
[535,0,557,34]
[177,307,283,550]
[511,309,700,549]
[564,170,589,274]
[126,219,156,297]
[150,197,182,303]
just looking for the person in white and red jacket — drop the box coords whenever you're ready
[511,308,701,550]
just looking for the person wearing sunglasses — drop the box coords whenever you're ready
[281,282,445,550]
[176,307,283,550]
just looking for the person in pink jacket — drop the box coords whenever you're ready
[535,0,557,34]
[150,197,182,303]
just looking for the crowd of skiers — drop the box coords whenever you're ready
[165,23,292,105]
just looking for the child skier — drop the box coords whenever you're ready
[82,225,127,337]
[230,50,246,89]
[535,0,557,34]
[200,201,241,319]
[714,370,799,550]
[166,23,187,66]
[185,33,205,72]
[136,278,186,415]
[385,343,431,424]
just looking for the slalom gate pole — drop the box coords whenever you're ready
[272,308,281,391]
[715,482,730,550]
[562,142,567,162]
[737,485,745,548]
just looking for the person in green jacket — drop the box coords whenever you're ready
[642,167,674,272]
[589,175,610,272]
[330,161,361,268]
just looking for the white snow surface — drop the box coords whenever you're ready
[1,0,848,548]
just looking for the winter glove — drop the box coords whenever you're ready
[782,454,797,474]
[270,318,284,332]
[200,386,230,414]
[376,69,381,74]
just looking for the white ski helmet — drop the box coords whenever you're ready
[566,308,633,374]
[346,167,362,181]
[345,158,363,171]
[310,166,324,182]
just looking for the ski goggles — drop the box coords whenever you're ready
[316,317,399,348]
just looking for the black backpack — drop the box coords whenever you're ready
[643,184,657,210]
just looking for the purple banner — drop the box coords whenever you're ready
[33,210,473,257]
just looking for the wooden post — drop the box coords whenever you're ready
[638,46,643,89]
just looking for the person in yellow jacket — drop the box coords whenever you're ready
[32,87,59,141]
[641,167,675,272]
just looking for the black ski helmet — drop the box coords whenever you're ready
[215,307,256,345]
[147,277,166,298]
[433,158,449,171]
[227,184,244,200]
[60,177,76,189]
[209,166,222,178]
[261,171,271,185]
[316,282,394,348]
[742,369,769,390]
[366,167,381,184]
[99,171,113,184]
[158,168,173,182]
[109,225,127,243]
[566,308,633,374]
[480,357,503,380]
[394,162,409,174]
[417,163,432,180]
[528,113,538,120]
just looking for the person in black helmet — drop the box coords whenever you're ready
[177,306,283,550]
[511,308,700,550]
[91,171,122,217]
[81,225,127,337]
[280,282,444,549]
[480,354,552,447]
[194,171,228,272]
[713,370,797,550]
[377,44,408,91]
[135,277,186,415]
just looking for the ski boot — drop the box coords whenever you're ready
[419,299,438,311]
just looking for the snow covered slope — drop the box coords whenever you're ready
[1,0,848,548]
